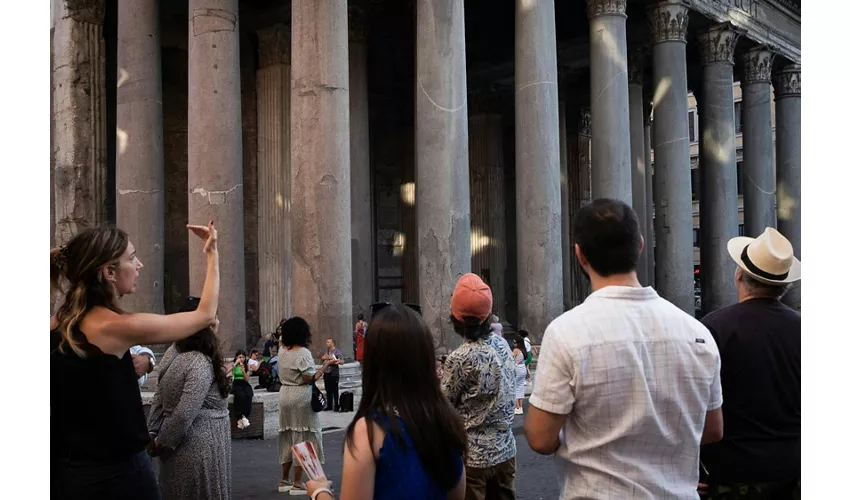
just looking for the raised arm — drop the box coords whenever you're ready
[103,222,219,347]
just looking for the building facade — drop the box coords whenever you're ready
[50,0,801,355]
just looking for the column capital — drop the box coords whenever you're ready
[773,64,800,98]
[647,1,689,44]
[697,22,741,65]
[349,3,369,43]
[628,45,647,85]
[579,108,592,137]
[257,23,291,68]
[586,0,627,19]
[741,46,775,84]
[66,0,105,24]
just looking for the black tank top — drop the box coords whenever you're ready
[50,329,150,462]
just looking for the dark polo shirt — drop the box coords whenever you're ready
[699,298,801,483]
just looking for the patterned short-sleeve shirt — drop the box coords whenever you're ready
[441,332,517,468]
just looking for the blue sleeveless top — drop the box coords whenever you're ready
[373,416,463,500]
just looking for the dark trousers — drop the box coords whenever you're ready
[56,450,161,500]
[465,457,516,500]
[325,375,340,410]
[232,379,254,419]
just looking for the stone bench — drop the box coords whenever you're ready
[141,361,363,441]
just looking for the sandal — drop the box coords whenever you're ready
[290,483,308,496]
[278,479,293,493]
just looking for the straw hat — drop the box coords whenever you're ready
[727,227,801,285]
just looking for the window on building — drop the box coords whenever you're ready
[693,228,700,247]
[688,110,696,143]
[738,224,745,237]
[691,168,700,201]
[734,101,742,134]
[736,162,743,195]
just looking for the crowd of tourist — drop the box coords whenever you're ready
[50,196,800,500]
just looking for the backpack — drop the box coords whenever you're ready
[257,361,273,388]
[339,391,354,412]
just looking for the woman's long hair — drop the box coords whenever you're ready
[509,334,528,360]
[174,297,230,398]
[51,226,130,357]
[345,305,467,491]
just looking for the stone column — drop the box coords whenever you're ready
[116,0,165,314]
[52,0,108,245]
[416,0,471,352]
[516,0,564,340]
[643,100,655,287]
[647,0,694,314]
[741,47,777,236]
[469,113,507,316]
[256,24,292,335]
[696,24,740,313]
[291,0,353,357]
[628,47,648,284]
[558,100,572,310]
[187,0,246,353]
[349,4,375,321]
[587,0,632,203]
[774,64,801,309]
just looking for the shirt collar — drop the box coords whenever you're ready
[589,285,660,301]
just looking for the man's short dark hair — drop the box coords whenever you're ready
[574,198,641,277]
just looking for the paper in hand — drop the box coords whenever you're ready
[292,441,326,481]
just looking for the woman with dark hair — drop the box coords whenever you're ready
[50,222,219,500]
[509,335,530,415]
[147,296,232,499]
[306,305,467,500]
[229,349,254,429]
[277,317,331,495]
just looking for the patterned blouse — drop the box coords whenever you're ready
[440,332,517,468]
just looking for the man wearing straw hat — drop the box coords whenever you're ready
[699,227,801,499]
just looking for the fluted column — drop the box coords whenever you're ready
[647,0,694,314]
[515,0,563,340]
[774,64,801,309]
[741,47,777,236]
[643,99,655,287]
[188,0,246,352]
[291,0,353,357]
[558,100,572,310]
[469,113,507,316]
[628,47,648,284]
[52,0,107,245]
[256,24,292,336]
[349,4,375,321]
[416,0,471,352]
[587,0,632,203]
[116,0,164,315]
[695,24,741,313]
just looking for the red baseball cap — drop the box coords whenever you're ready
[450,273,493,322]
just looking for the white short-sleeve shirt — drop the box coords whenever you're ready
[530,286,722,500]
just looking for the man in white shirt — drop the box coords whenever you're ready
[524,198,724,499]
[130,345,156,387]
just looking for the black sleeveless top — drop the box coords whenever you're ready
[50,329,150,462]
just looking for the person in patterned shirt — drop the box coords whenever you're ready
[441,273,517,500]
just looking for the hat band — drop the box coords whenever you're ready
[741,244,789,281]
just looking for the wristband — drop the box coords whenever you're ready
[310,487,333,500]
